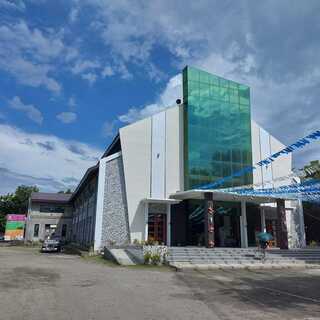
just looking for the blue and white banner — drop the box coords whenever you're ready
[198,129,320,190]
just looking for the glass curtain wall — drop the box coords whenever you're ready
[183,66,253,189]
[186,200,241,247]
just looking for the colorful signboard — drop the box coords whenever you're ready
[4,214,26,241]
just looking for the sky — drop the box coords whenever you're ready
[0,0,319,194]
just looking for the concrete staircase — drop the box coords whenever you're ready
[167,247,320,270]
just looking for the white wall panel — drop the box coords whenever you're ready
[252,120,292,189]
[166,105,182,197]
[270,135,292,187]
[259,126,273,188]
[120,118,151,241]
[151,111,166,198]
[251,120,263,186]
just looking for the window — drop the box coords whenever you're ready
[40,205,65,213]
[62,224,67,237]
[33,224,39,237]
[183,66,253,189]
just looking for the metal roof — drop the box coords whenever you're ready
[30,192,72,204]
[69,163,99,202]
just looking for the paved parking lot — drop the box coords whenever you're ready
[1,247,320,320]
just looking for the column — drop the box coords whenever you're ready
[260,207,266,232]
[276,199,288,249]
[204,193,215,248]
[166,203,171,246]
[144,202,149,242]
[297,200,306,248]
[240,200,248,248]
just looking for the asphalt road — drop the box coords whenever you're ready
[1,247,320,320]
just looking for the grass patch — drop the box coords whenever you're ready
[125,264,175,272]
[81,255,119,267]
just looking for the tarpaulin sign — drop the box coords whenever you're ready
[4,214,26,241]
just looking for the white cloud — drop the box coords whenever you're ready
[0,0,25,11]
[101,120,116,137]
[71,59,100,75]
[81,72,97,85]
[69,7,79,23]
[68,96,76,109]
[71,59,100,84]
[8,96,43,124]
[0,124,102,194]
[101,65,114,77]
[118,74,182,123]
[0,21,63,93]
[56,112,77,124]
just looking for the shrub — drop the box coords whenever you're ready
[133,239,140,245]
[144,252,152,264]
[151,253,161,265]
[310,240,318,247]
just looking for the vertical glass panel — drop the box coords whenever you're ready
[199,83,210,99]
[239,85,250,105]
[183,66,253,190]
[199,70,210,84]
[219,87,229,102]
[219,78,229,88]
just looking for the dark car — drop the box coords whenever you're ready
[41,237,62,253]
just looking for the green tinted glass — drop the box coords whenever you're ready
[183,66,253,189]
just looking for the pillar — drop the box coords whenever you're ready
[297,200,306,248]
[240,200,248,248]
[276,199,288,249]
[204,193,215,248]
[260,207,266,232]
[144,202,149,242]
[166,203,171,246]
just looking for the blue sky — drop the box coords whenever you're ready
[0,0,319,194]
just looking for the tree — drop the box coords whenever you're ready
[0,185,39,233]
[57,189,72,194]
[303,160,320,180]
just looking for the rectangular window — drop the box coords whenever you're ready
[40,206,65,213]
[62,224,67,237]
[33,224,39,237]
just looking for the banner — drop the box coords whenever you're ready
[216,179,320,203]
[4,214,26,241]
[198,129,320,190]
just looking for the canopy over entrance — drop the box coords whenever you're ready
[169,189,280,204]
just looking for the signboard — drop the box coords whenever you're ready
[4,214,26,241]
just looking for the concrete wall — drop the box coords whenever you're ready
[25,202,73,242]
[120,105,182,242]
[251,121,305,248]
[165,105,183,197]
[120,118,152,242]
[251,120,292,188]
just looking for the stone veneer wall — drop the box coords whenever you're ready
[101,156,130,246]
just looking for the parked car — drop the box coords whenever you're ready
[41,236,62,253]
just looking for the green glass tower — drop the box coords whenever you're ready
[183,66,253,190]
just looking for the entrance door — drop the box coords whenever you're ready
[148,214,167,244]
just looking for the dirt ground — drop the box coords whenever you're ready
[1,246,320,320]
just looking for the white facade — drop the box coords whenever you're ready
[119,105,183,242]
[102,106,305,247]
[251,120,305,248]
